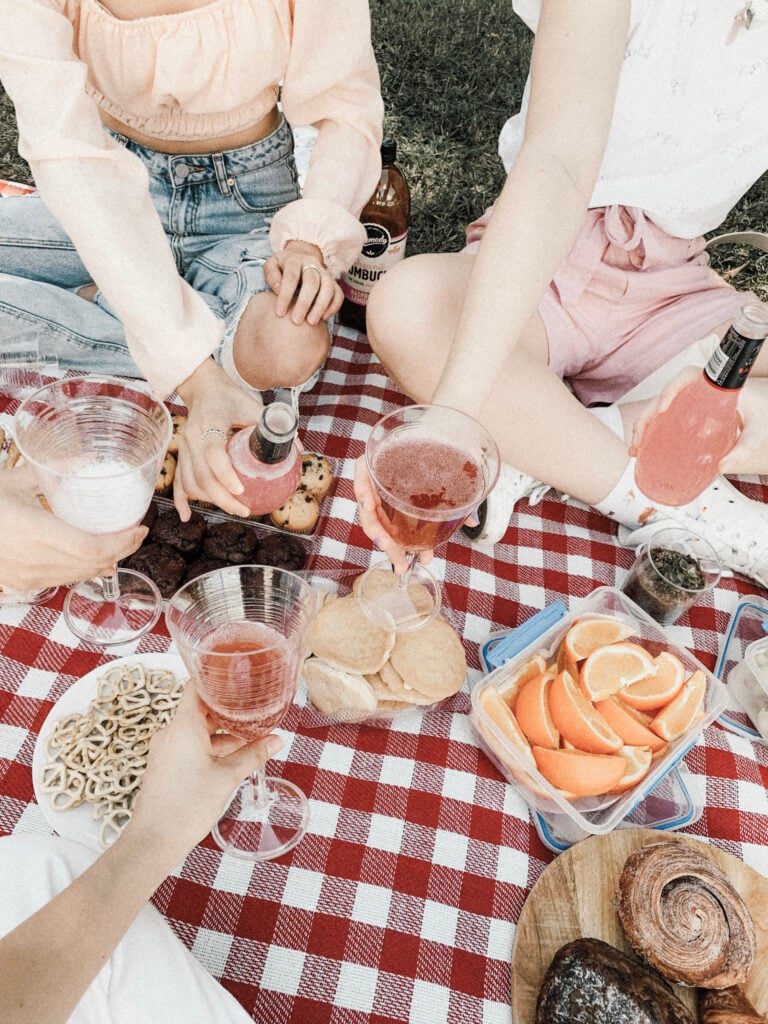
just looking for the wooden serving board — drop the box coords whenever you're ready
[511,827,768,1022]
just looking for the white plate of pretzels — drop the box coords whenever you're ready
[32,655,187,852]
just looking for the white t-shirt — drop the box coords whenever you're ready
[500,0,768,237]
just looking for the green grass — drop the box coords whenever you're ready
[2,0,767,293]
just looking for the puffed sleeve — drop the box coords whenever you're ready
[0,0,223,399]
[269,0,384,276]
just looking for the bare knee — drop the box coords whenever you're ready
[232,291,329,390]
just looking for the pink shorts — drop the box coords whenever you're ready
[465,205,752,404]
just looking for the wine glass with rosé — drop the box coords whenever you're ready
[14,376,172,646]
[357,404,500,632]
[166,565,316,861]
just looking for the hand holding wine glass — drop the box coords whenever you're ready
[166,565,317,862]
[354,404,500,632]
[14,376,171,645]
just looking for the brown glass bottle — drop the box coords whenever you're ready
[339,137,410,333]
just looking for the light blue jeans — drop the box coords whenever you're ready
[0,118,301,390]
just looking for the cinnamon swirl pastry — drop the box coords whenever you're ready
[616,840,756,988]
[698,985,766,1023]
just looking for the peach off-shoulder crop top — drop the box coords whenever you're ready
[0,0,383,397]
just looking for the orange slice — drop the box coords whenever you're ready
[650,669,707,741]
[478,686,535,768]
[594,695,667,752]
[561,616,636,662]
[608,744,653,794]
[579,642,656,700]
[618,651,686,710]
[514,671,560,749]
[549,670,622,754]
[497,652,548,710]
[532,746,626,797]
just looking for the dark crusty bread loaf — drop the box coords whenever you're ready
[698,985,767,1023]
[535,937,695,1024]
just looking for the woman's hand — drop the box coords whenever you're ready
[720,377,768,475]
[264,240,342,326]
[353,455,433,574]
[128,685,281,861]
[174,359,264,520]
[628,366,701,456]
[0,465,146,589]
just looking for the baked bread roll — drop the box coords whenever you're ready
[616,840,756,988]
[698,986,767,1023]
[535,937,694,1023]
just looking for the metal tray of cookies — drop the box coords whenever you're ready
[296,567,468,727]
[122,499,315,601]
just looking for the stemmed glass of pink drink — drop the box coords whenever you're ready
[358,404,500,632]
[14,376,171,645]
[166,565,317,861]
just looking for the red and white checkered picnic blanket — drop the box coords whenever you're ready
[1,324,767,1023]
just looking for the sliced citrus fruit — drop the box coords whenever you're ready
[579,641,656,700]
[561,615,636,662]
[497,652,548,710]
[650,669,707,741]
[608,744,653,794]
[478,686,535,768]
[514,671,560,749]
[549,670,622,754]
[594,695,666,752]
[617,651,686,711]
[532,746,626,797]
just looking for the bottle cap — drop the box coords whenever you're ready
[381,137,397,165]
[734,301,768,340]
[249,402,298,463]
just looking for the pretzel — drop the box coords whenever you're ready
[40,663,185,848]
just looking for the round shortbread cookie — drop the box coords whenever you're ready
[306,594,394,675]
[351,570,434,614]
[378,658,433,704]
[389,615,467,700]
[303,657,377,717]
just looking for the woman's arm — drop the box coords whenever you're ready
[0,687,279,1024]
[432,0,630,415]
[269,0,384,278]
[0,0,222,400]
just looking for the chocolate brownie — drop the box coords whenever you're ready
[140,502,158,532]
[255,533,308,571]
[123,542,186,599]
[150,506,206,556]
[183,556,229,583]
[202,520,258,564]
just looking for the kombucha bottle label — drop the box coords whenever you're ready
[704,328,766,389]
[340,226,408,306]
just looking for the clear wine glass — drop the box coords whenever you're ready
[357,404,500,632]
[14,376,171,645]
[166,565,317,861]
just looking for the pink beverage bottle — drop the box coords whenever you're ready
[227,402,301,515]
[634,302,768,505]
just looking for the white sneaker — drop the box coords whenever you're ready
[462,463,550,545]
[618,477,768,589]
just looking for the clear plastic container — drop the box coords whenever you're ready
[296,568,465,726]
[470,587,727,838]
[715,597,768,743]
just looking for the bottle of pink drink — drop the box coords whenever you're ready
[634,302,768,505]
[227,402,301,515]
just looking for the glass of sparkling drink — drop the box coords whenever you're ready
[166,565,317,861]
[357,404,500,632]
[14,376,171,645]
